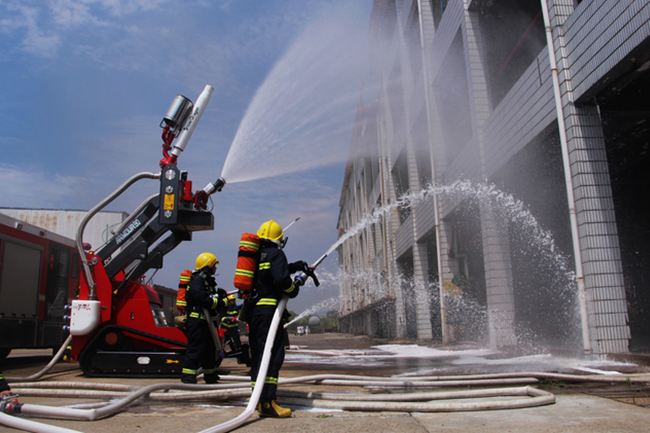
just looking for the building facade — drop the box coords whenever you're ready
[0,208,127,254]
[337,0,650,356]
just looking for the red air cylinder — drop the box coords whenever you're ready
[176,269,192,312]
[234,233,260,292]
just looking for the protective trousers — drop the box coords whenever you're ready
[249,304,287,402]
[181,318,220,383]
[224,326,242,351]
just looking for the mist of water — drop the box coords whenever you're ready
[286,296,340,327]
[331,179,580,349]
[220,4,372,184]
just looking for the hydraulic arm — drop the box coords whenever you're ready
[64,85,234,377]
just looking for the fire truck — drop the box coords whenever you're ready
[0,213,81,359]
[60,85,247,376]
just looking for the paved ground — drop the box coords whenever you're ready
[2,333,650,432]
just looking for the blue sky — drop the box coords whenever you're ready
[0,0,374,315]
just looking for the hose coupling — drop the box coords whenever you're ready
[0,395,21,415]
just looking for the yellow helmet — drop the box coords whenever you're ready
[227,294,236,301]
[195,252,219,270]
[257,220,284,242]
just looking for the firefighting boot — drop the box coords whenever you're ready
[204,372,221,384]
[258,400,292,418]
[180,374,197,384]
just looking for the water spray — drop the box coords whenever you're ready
[283,217,300,232]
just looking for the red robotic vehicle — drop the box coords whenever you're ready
[65,86,249,377]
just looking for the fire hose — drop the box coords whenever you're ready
[5,249,646,433]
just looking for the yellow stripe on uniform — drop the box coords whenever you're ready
[257,298,278,306]
[284,282,296,294]
[240,241,259,250]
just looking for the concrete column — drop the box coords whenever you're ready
[567,105,629,354]
[462,2,517,347]
[547,0,630,354]
[481,207,517,347]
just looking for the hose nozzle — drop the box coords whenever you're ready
[201,176,226,196]
[214,176,226,192]
[194,177,227,209]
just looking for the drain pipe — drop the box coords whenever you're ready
[540,0,591,355]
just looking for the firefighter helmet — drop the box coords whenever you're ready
[227,294,236,301]
[257,220,284,242]
[195,252,219,270]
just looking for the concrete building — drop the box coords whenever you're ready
[337,0,650,356]
[0,208,127,254]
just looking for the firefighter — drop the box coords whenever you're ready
[249,220,309,418]
[221,294,242,351]
[0,370,10,398]
[181,252,228,384]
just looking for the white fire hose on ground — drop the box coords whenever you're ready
[5,354,650,433]
[3,254,648,432]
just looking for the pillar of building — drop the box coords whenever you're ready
[481,207,518,347]
[548,0,630,355]
[463,1,518,347]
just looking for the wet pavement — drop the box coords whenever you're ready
[2,333,650,432]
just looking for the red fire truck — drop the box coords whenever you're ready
[0,213,80,359]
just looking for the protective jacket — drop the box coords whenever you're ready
[221,303,241,328]
[186,271,227,320]
[253,241,300,307]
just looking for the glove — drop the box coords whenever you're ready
[217,288,227,299]
[289,260,308,273]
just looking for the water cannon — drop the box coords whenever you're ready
[161,94,193,132]
[193,176,226,209]
[159,85,214,168]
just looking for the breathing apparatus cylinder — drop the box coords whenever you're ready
[234,233,260,292]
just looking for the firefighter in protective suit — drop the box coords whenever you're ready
[221,294,242,350]
[181,252,228,384]
[1,370,11,397]
[249,220,310,418]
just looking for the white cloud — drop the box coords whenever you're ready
[1,2,62,57]
[49,0,95,26]
[50,0,172,22]
[0,163,83,209]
